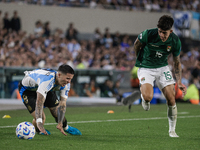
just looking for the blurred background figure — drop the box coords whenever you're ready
[65,22,78,40]
[10,10,21,33]
[68,83,79,97]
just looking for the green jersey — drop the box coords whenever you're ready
[135,28,181,68]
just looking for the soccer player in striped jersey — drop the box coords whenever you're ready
[18,64,81,136]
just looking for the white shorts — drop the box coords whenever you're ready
[137,66,175,90]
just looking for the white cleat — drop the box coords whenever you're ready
[142,99,150,111]
[169,131,179,137]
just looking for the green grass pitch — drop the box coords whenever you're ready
[0,103,200,150]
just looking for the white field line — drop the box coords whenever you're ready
[1,115,200,128]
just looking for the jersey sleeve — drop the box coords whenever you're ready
[60,83,71,99]
[36,77,54,99]
[137,29,148,44]
[172,38,181,57]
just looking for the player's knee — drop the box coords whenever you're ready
[167,99,176,106]
[142,93,153,102]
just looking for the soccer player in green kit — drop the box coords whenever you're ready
[123,15,186,137]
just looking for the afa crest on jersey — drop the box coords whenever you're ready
[167,46,171,52]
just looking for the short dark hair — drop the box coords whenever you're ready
[157,15,174,30]
[58,64,75,75]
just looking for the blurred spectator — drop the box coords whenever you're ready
[120,35,129,51]
[103,27,110,38]
[182,78,200,105]
[100,79,114,97]
[0,11,3,29]
[68,82,79,97]
[65,22,78,40]
[83,83,93,97]
[143,0,152,12]
[2,0,200,12]
[0,59,4,66]
[90,0,97,8]
[67,38,81,59]
[10,10,21,33]
[104,33,113,49]
[112,31,121,47]
[113,80,122,102]
[3,12,10,33]
[191,57,200,79]
[151,0,161,12]
[181,69,191,88]
[43,21,51,37]
[34,20,44,37]
[89,79,101,97]
[94,27,104,47]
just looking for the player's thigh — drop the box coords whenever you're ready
[137,68,155,100]
[162,84,176,106]
[156,66,175,90]
[44,91,59,108]
[20,90,37,114]
[45,91,59,118]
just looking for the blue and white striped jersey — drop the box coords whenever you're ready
[21,69,70,99]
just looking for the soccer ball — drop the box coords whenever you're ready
[16,122,36,140]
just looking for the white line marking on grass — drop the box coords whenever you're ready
[1,115,200,128]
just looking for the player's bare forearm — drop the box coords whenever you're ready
[56,96,67,136]
[57,97,67,124]
[35,92,47,135]
[173,55,187,96]
[133,38,143,56]
[173,55,182,83]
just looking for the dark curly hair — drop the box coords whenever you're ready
[58,64,75,75]
[157,15,174,30]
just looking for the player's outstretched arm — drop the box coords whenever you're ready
[35,92,48,135]
[173,55,187,96]
[56,96,67,136]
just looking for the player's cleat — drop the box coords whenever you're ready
[122,91,141,105]
[142,98,150,111]
[169,131,179,137]
[38,129,51,135]
[65,126,82,135]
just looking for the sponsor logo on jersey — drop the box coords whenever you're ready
[150,44,159,47]
[141,77,145,82]
[167,46,171,51]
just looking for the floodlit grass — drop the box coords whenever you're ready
[0,103,200,150]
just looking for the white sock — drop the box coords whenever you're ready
[168,104,177,132]
[141,94,148,103]
[141,94,144,101]
[64,125,69,130]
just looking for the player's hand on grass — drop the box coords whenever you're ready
[56,123,67,136]
[37,122,48,135]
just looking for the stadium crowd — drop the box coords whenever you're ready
[0,8,199,103]
[0,0,200,12]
